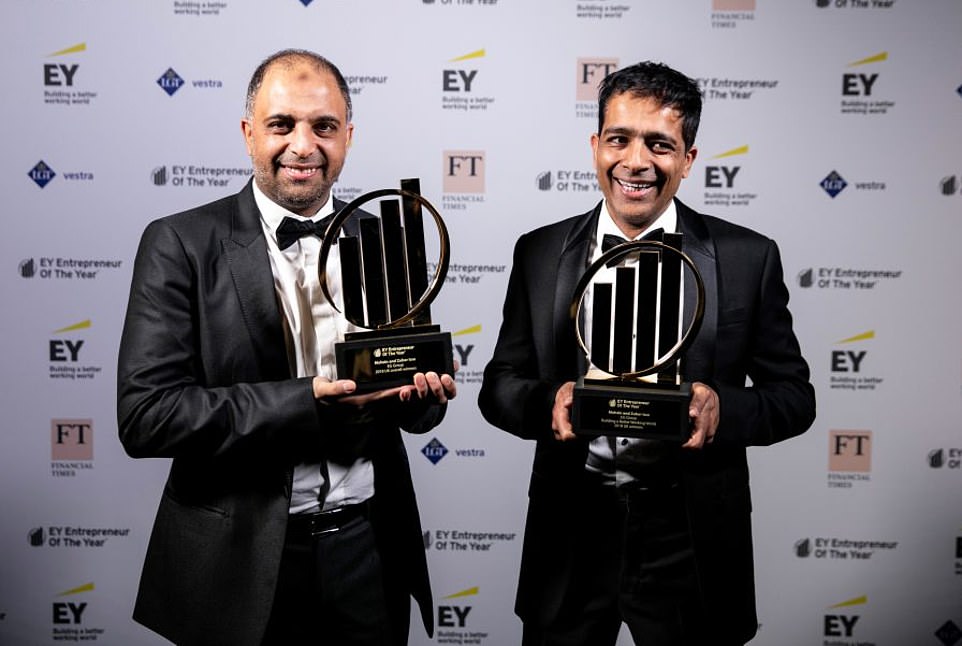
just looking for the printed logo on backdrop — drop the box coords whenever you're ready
[796,266,902,291]
[51,418,94,477]
[442,49,495,112]
[928,448,962,470]
[420,434,485,463]
[27,159,94,188]
[343,73,388,97]
[50,320,103,382]
[172,0,229,16]
[442,150,485,211]
[941,174,962,196]
[437,586,490,645]
[794,536,897,562]
[575,57,618,119]
[536,169,598,194]
[711,0,755,29]
[830,330,883,393]
[703,145,757,208]
[28,525,131,550]
[815,0,895,11]
[156,67,224,96]
[52,583,105,643]
[151,164,251,189]
[427,530,517,553]
[450,325,484,386]
[43,43,98,107]
[841,52,894,115]
[695,76,779,102]
[935,620,962,646]
[818,169,886,198]
[432,259,506,288]
[575,2,632,20]
[956,532,962,577]
[18,256,122,281]
[420,0,500,8]
[823,596,873,646]
[828,429,871,489]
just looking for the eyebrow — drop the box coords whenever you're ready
[603,125,678,145]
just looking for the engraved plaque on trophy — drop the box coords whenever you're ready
[318,178,454,392]
[570,232,705,440]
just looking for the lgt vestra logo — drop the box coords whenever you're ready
[820,170,847,198]
[421,438,448,464]
[157,68,184,96]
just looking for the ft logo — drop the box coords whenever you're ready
[831,330,873,374]
[53,582,94,626]
[443,150,485,193]
[829,430,871,472]
[51,419,93,461]
[824,595,866,639]
[443,49,484,93]
[576,57,618,101]
[50,320,90,364]
[842,52,886,97]
[438,586,477,628]
[705,145,748,189]
[44,43,85,87]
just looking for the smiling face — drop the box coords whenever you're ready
[591,92,697,238]
[241,60,353,216]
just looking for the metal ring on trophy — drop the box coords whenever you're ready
[317,188,450,330]
[569,239,705,380]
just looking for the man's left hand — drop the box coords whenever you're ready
[684,381,719,449]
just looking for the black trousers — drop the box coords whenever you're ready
[522,482,735,646]
[262,511,396,646]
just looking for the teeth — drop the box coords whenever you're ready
[617,178,651,191]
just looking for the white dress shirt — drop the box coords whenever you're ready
[253,182,375,514]
[584,199,679,486]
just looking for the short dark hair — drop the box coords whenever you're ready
[245,49,352,122]
[597,61,702,151]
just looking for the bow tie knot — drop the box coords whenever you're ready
[601,228,664,266]
[276,216,331,250]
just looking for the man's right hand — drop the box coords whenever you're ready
[551,381,577,441]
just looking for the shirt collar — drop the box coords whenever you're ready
[596,198,677,246]
[252,180,335,243]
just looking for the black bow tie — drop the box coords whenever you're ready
[601,228,664,266]
[276,215,332,250]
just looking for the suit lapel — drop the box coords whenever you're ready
[224,180,291,379]
[676,199,718,382]
[553,204,599,377]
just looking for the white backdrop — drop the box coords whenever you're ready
[2,1,961,644]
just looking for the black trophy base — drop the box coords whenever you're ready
[572,377,692,441]
[335,325,454,393]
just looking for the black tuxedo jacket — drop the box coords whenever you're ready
[117,180,439,646]
[478,200,815,644]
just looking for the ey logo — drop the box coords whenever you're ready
[438,586,477,628]
[50,320,90,363]
[705,145,747,188]
[53,582,93,625]
[576,57,618,101]
[831,330,873,373]
[44,42,85,87]
[452,324,480,368]
[843,52,887,97]
[443,49,484,93]
[824,595,866,638]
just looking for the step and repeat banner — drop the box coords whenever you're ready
[1,1,960,644]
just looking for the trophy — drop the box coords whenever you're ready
[318,178,454,392]
[570,232,705,440]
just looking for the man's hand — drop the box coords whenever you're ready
[684,381,719,449]
[398,371,457,404]
[312,370,457,408]
[551,381,577,441]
